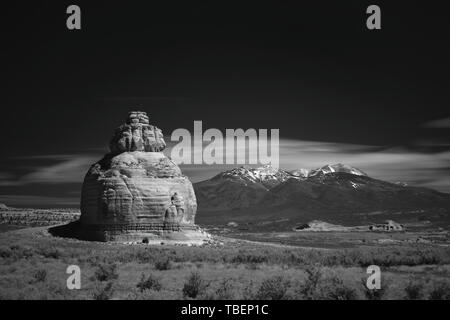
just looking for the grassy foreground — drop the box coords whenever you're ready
[1,227,450,300]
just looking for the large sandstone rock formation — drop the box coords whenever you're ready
[73,111,205,243]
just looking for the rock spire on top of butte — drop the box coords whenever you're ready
[109,111,166,154]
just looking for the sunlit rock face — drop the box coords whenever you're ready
[78,111,202,242]
[81,152,197,226]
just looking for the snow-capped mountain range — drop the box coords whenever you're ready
[194,163,450,222]
[213,163,367,189]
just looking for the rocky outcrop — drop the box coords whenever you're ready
[80,152,197,226]
[73,111,204,243]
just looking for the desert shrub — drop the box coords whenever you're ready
[296,266,323,299]
[0,245,34,261]
[37,246,62,259]
[116,249,152,264]
[230,250,268,264]
[361,277,390,300]
[182,271,207,299]
[201,279,236,300]
[43,282,72,299]
[255,275,290,300]
[242,281,256,300]
[154,257,172,270]
[214,279,236,300]
[245,262,260,270]
[94,263,119,282]
[32,269,47,283]
[0,247,10,258]
[136,273,162,292]
[92,282,114,300]
[319,276,358,300]
[85,254,101,266]
[429,282,450,300]
[404,281,424,300]
[293,266,358,300]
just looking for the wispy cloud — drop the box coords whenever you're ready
[0,154,99,186]
[422,117,450,128]
[21,156,96,184]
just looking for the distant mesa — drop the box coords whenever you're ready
[51,111,207,244]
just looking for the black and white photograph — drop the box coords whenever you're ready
[1,0,450,309]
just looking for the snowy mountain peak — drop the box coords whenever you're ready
[253,164,281,177]
[215,165,292,187]
[308,163,367,177]
[290,168,310,178]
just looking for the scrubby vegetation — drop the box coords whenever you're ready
[154,257,172,271]
[137,273,162,292]
[429,282,450,300]
[182,271,207,298]
[93,282,115,300]
[0,227,450,300]
[93,263,119,282]
[361,276,390,300]
[254,275,290,300]
[31,269,47,283]
[404,280,424,300]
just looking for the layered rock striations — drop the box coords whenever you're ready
[74,111,204,242]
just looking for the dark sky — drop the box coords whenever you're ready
[1,1,449,207]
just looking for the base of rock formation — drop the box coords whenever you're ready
[50,220,211,244]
